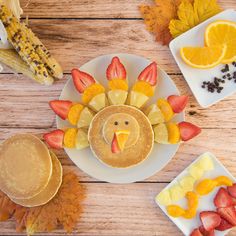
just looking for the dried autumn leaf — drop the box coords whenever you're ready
[0,191,17,221]
[13,171,85,235]
[169,0,221,38]
[139,0,182,45]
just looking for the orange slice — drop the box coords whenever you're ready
[132,81,154,97]
[180,45,226,69]
[82,84,105,104]
[166,122,180,144]
[63,128,77,148]
[68,104,84,126]
[108,79,128,91]
[157,99,174,122]
[205,20,236,63]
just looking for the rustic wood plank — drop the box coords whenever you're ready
[20,0,236,18]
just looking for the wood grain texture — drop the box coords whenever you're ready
[20,0,236,18]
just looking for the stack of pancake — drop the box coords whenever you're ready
[0,134,63,207]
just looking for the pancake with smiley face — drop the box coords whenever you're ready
[88,105,154,168]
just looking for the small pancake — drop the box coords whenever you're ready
[0,134,52,199]
[89,105,154,168]
[11,151,63,207]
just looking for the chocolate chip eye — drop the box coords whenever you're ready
[125,121,129,125]
[114,121,118,125]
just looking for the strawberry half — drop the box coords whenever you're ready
[190,228,203,236]
[167,95,189,113]
[214,188,234,208]
[106,56,126,80]
[215,218,233,231]
[43,129,64,149]
[49,100,72,120]
[199,225,215,236]
[228,183,236,198]
[138,62,158,86]
[217,206,236,226]
[200,211,221,232]
[111,134,120,153]
[71,68,96,93]
[178,121,201,141]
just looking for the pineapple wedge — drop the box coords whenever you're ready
[76,129,89,149]
[145,104,164,125]
[77,107,94,128]
[154,123,169,144]
[107,90,128,105]
[128,91,149,108]
[89,93,107,112]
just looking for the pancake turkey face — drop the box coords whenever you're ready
[89,105,154,168]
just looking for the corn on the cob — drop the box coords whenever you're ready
[22,23,63,79]
[0,4,53,85]
[0,49,54,84]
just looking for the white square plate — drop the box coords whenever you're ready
[169,9,236,108]
[156,152,236,236]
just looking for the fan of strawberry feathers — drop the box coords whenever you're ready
[43,57,201,158]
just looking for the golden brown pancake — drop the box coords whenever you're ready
[11,151,63,207]
[88,105,154,168]
[0,134,52,199]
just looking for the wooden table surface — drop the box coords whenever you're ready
[1,0,236,235]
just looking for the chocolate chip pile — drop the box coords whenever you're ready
[201,62,236,93]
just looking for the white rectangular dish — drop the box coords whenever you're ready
[169,9,236,108]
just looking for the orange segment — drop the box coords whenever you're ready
[157,98,174,122]
[166,122,180,144]
[63,128,77,148]
[180,45,226,69]
[214,176,233,187]
[82,84,105,104]
[167,205,185,218]
[205,20,236,63]
[68,104,84,126]
[195,179,217,196]
[132,81,154,97]
[108,79,128,91]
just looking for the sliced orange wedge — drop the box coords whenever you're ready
[180,45,226,69]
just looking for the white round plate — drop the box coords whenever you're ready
[58,53,184,183]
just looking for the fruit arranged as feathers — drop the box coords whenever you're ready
[45,56,201,165]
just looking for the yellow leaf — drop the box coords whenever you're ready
[169,0,221,38]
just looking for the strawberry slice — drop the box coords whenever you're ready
[49,100,72,120]
[217,206,236,226]
[200,211,221,232]
[71,68,96,93]
[199,225,215,236]
[190,228,203,236]
[215,218,233,231]
[106,56,126,80]
[214,188,234,208]
[138,62,158,86]
[178,121,201,141]
[111,134,120,153]
[167,95,189,113]
[228,183,236,198]
[43,129,64,149]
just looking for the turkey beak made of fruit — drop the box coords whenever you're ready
[111,130,130,153]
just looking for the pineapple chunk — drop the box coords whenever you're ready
[154,123,169,144]
[129,91,149,108]
[169,184,185,202]
[108,90,128,105]
[77,107,94,128]
[76,129,89,149]
[89,93,107,112]
[145,104,165,125]
[156,190,172,206]
[188,165,204,180]
[196,154,214,171]
[179,175,195,194]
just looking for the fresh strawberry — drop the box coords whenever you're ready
[138,62,158,86]
[215,218,233,231]
[178,122,201,141]
[217,206,236,226]
[111,134,120,153]
[228,184,236,198]
[43,129,64,149]
[190,228,203,236]
[214,188,234,208]
[106,56,126,80]
[49,100,72,120]
[200,211,221,232]
[71,68,95,93]
[167,95,189,113]
[199,225,215,236]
